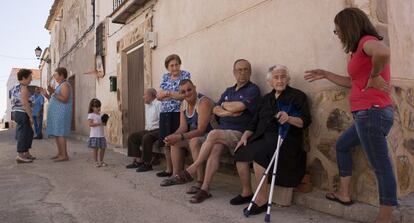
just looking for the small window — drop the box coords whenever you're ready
[96,22,105,56]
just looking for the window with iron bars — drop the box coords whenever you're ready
[113,0,125,11]
[96,22,105,56]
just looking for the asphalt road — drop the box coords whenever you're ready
[0,128,353,223]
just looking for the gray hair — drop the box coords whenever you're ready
[146,88,157,98]
[266,64,290,80]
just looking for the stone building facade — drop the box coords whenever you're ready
[45,0,96,136]
[45,0,414,206]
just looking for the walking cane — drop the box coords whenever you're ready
[244,103,291,222]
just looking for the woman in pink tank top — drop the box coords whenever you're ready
[304,8,395,223]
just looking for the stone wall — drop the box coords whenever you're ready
[307,81,414,205]
[307,0,414,206]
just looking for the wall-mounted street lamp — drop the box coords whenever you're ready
[34,46,51,63]
[35,46,42,59]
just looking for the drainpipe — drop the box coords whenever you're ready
[58,0,96,66]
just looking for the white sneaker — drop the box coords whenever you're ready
[16,155,33,163]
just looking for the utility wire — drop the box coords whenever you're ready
[0,54,37,60]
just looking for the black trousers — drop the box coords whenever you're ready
[12,112,34,153]
[127,129,159,163]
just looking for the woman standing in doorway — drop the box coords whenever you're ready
[305,8,395,223]
[156,54,191,177]
[42,67,73,162]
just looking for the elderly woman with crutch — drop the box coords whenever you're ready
[233,64,311,218]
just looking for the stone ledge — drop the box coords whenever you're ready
[293,189,414,223]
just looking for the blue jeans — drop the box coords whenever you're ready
[33,114,43,137]
[336,106,397,206]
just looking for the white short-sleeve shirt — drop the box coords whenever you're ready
[88,113,105,137]
[145,100,161,131]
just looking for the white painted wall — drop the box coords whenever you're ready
[151,0,348,101]
[388,0,414,80]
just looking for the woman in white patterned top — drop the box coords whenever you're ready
[11,69,35,163]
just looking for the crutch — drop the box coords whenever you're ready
[264,125,288,222]
[244,103,291,222]
[243,127,286,220]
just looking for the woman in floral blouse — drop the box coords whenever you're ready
[156,54,191,177]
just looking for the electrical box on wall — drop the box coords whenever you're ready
[145,32,157,49]
[109,76,117,92]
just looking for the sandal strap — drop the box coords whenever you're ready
[177,170,193,182]
[190,189,211,203]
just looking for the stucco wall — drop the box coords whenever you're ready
[388,0,414,80]
[152,0,348,101]
[90,0,413,205]
[148,0,414,205]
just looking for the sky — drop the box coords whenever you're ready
[0,0,53,119]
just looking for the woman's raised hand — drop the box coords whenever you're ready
[304,69,328,82]
[47,85,55,94]
[40,87,47,95]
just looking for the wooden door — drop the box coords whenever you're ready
[126,45,145,137]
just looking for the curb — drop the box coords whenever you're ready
[293,189,414,223]
[67,133,414,222]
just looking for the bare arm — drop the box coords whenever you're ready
[88,119,101,127]
[54,83,70,103]
[364,40,390,77]
[183,99,213,139]
[213,105,239,117]
[287,116,304,128]
[169,91,184,100]
[304,69,351,88]
[21,86,33,123]
[164,107,189,146]
[362,40,390,92]
[174,108,189,134]
[234,130,254,152]
[276,111,304,128]
[221,101,246,113]
[41,90,51,100]
[157,90,184,101]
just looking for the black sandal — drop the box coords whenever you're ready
[156,170,172,177]
[190,189,212,203]
[186,181,203,194]
[325,192,354,206]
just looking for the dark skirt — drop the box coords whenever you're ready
[159,112,180,147]
[235,132,279,162]
[235,131,306,187]
[88,137,107,149]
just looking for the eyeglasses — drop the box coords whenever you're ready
[179,88,193,94]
